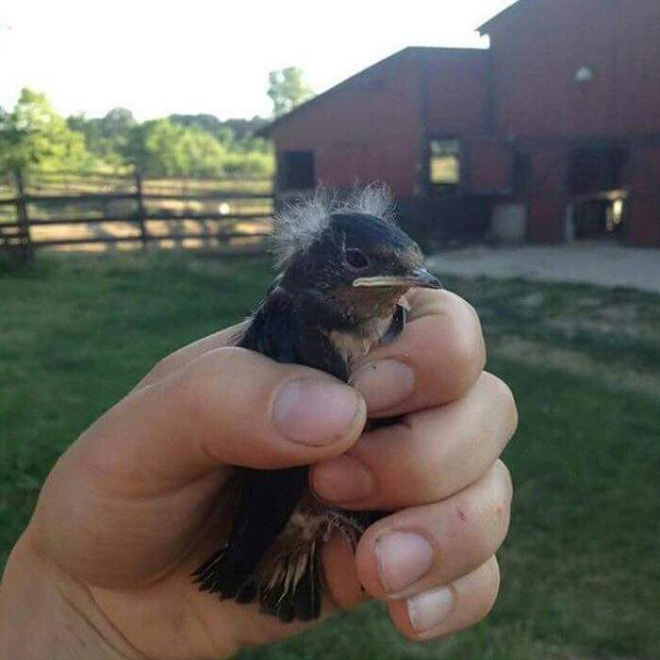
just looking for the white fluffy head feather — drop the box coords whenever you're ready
[271,183,396,266]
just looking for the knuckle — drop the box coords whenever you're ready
[429,293,486,381]
[178,347,242,414]
[482,462,513,545]
[470,510,497,559]
[400,417,447,500]
[187,346,255,387]
[446,491,493,561]
[484,373,519,436]
[457,467,512,559]
[461,299,487,370]
[451,318,485,378]
[494,459,514,505]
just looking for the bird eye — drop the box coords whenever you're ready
[345,248,370,269]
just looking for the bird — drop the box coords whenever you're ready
[192,184,441,623]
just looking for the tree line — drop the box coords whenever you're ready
[0,68,314,179]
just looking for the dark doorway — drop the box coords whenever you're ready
[568,147,627,240]
[277,150,315,191]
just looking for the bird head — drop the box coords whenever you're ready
[273,186,441,324]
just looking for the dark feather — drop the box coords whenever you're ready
[194,285,351,620]
[194,466,309,600]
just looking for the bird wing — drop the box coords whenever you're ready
[240,286,349,380]
[194,286,349,609]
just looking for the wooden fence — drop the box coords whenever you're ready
[0,171,274,261]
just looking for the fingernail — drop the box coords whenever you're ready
[407,586,454,633]
[351,360,415,413]
[375,531,434,594]
[273,379,362,445]
[312,455,374,503]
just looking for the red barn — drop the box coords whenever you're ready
[260,0,660,247]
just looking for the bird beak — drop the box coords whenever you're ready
[352,268,442,290]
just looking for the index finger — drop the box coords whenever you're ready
[351,289,486,417]
[138,289,485,420]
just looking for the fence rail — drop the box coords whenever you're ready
[0,171,274,261]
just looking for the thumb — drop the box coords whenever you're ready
[71,346,367,494]
[31,347,365,587]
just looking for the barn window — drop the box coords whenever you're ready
[278,150,315,191]
[429,139,461,193]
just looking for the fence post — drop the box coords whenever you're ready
[134,171,149,249]
[14,171,33,262]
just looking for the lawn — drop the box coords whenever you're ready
[1,252,659,660]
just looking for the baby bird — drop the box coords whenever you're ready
[193,185,441,622]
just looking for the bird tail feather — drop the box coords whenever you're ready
[193,538,322,622]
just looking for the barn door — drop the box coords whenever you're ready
[463,139,514,195]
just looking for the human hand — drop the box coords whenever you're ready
[0,289,516,659]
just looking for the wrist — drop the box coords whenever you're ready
[0,532,144,660]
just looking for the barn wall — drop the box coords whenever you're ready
[425,50,489,137]
[270,51,424,198]
[626,146,660,246]
[488,0,660,137]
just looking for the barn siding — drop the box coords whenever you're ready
[626,146,660,246]
[270,51,424,198]
[425,50,489,137]
[614,2,660,135]
[488,0,660,137]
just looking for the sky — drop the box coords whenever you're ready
[0,0,517,121]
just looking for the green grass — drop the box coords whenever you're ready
[1,253,659,660]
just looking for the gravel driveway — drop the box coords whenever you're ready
[427,243,660,294]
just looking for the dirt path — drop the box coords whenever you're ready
[427,243,660,294]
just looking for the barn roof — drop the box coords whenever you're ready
[258,46,485,138]
[478,0,536,35]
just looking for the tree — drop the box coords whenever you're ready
[67,108,136,168]
[267,67,315,118]
[0,90,274,177]
[100,108,136,139]
[0,89,90,173]
[220,116,269,141]
[169,113,221,135]
[123,119,229,177]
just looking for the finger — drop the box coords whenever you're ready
[134,322,248,391]
[321,535,367,610]
[351,289,486,417]
[388,556,500,641]
[354,461,512,600]
[34,348,366,585]
[70,347,368,494]
[311,372,517,509]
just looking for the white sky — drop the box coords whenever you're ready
[0,0,516,120]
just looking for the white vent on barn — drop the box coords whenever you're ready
[575,66,595,84]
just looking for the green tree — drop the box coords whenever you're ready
[0,89,90,173]
[0,90,274,177]
[221,116,268,141]
[168,115,268,148]
[267,67,315,118]
[101,108,136,139]
[67,108,136,168]
[123,119,229,177]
